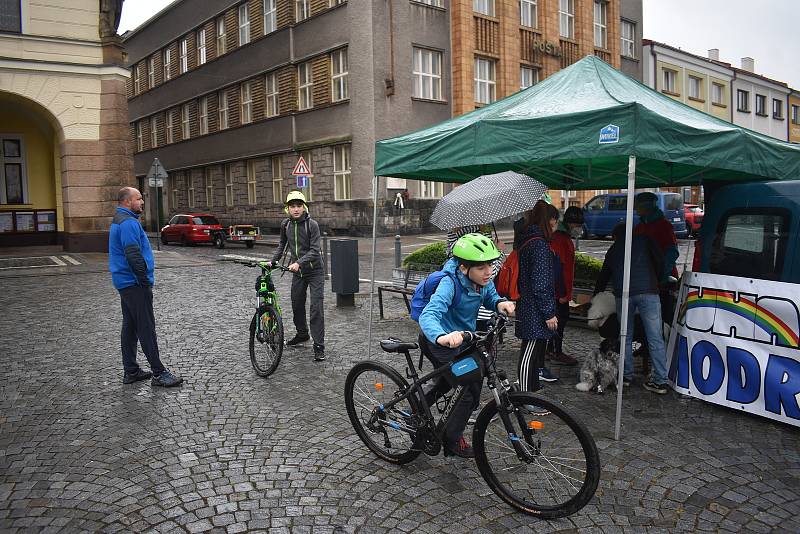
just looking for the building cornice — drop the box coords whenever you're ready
[0,57,130,78]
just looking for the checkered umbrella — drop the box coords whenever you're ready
[430,171,548,230]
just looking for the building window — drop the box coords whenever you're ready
[133,64,141,94]
[520,66,538,89]
[593,0,607,49]
[163,48,172,81]
[179,38,188,74]
[216,17,227,55]
[187,174,195,208]
[420,180,444,198]
[0,1,21,33]
[239,3,250,45]
[150,116,158,147]
[662,68,676,94]
[298,62,313,111]
[199,96,209,134]
[520,0,537,28]
[0,137,27,204]
[559,0,574,39]
[712,82,725,106]
[737,89,750,112]
[333,145,352,200]
[170,186,178,211]
[241,81,253,124]
[181,104,190,139]
[147,57,155,88]
[247,160,257,205]
[272,157,283,204]
[474,57,496,105]
[773,99,783,119]
[166,110,175,143]
[412,47,443,101]
[265,72,279,117]
[218,90,229,129]
[205,168,214,207]
[298,151,313,201]
[197,29,206,65]
[417,0,443,6]
[225,164,234,206]
[688,76,702,100]
[296,0,310,22]
[792,104,799,125]
[264,0,277,33]
[331,49,349,101]
[621,20,635,58]
[473,0,494,17]
[755,94,766,116]
[135,122,143,152]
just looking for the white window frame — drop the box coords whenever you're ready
[187,173,195,208]
[205,167,214,207]
[135,122,143,152]
[755,94,766,116]
[416,0,443,6]
[331,48,349,102]
[773,98,783,119]
[712,83,725,105]
[474,57,496,105]
[662,68,676,94]
[133,64,142,94]
[247,160,257,205]
[265,72,279,117]
[218,90,229,129]
[170,186,178,211]
[238,3,250,45]
[688,76,702,100]
[197,28,207,65]
[272,157,283,204]
[147,57,155,88]
[520,0,537,28]
[333,145,352,200]
[559,0,574,39]
[412,47,442,101]
[298,62,313,111]
[179,38,188,74]
[166,110,175,143]
[520,66,538,89]
[473,0,494,17]
[163,47,172,81]
[225,164,235,206]
[199,96,209,134]
[181,103,190,139]
[737,89,750,112]
[241,81,253,124]
[296,0,310,22]
[593,0,607,49]
[150,116,158,147]
[792,104,799,125]
[264,0,277,34]
[621,20,635,58]
[420,180,444,199]
[216,17,227,55]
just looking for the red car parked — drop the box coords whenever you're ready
[684,204,704,236]
[160,213,224,246]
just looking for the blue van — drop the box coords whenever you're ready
[582,191,688,239]
[695,181,800,283]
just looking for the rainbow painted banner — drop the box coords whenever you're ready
[666,272,800,427]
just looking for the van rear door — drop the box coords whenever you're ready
[661,193,687,237]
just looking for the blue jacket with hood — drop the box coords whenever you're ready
[419,258,504,345]
[108,207,154,289]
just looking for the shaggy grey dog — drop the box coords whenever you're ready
[576,291,620,394]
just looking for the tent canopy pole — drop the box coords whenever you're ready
[367,175,379,359]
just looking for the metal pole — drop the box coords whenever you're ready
[155,185,162,251]
[367,175,380,359]
[394,235,401,268]
[614,156,636,441]
[322,232,329,277]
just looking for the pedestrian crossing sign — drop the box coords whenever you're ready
[292,157,311,176]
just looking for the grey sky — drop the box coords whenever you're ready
[118,0,799,89]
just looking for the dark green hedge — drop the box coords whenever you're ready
[402,242,448,268]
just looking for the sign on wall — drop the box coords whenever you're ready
[666,271,800,427]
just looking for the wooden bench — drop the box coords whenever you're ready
[377,263,439,319]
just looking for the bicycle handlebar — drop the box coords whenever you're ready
[463,312,509,346]
[235,259,292,272]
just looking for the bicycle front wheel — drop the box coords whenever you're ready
[249,306,284,377]
[344,361,423,465]
[472,392,600,518]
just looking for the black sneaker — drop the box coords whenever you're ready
[122,369,152,384]
[286,334,310,347]
[538,368,558,382]
[643,381,669,395]
[444,436,474,459]
[151,370,184,387]
[313,344,325,361]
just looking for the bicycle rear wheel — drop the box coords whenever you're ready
[249,306,283,377]
[344,361,423,464]
[472,392,600,518]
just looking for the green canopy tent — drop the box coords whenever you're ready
[368,55,800,439]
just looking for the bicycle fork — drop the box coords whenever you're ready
[488,385,541,463]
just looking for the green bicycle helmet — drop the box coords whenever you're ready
[452,233,501,263]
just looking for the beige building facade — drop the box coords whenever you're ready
[0,0,132,250]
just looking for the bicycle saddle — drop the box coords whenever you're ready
[380,338,419,353]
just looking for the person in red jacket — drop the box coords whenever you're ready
[546,206,583,365]
[633,192,679,282]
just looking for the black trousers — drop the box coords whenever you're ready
[547,300,570,354]
[290,269,325,346]
[119,285,165,375]
[518,338,547,392]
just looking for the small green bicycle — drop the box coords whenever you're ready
[239,260,290,377]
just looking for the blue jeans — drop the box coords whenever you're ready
[615,293,667,384]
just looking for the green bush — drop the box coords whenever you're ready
[574,252,602,287]
[402,241,448,268]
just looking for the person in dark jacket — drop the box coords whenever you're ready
[594,223,668,394]
[515,200,560,391]
[269,190,326,361]
[109,187,183,387]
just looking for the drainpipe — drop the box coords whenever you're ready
[649,44,657,90]
[730,69,737,125]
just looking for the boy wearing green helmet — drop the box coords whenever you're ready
[418,233,516,458]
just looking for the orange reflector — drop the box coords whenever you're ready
[528,421,544,430]
[374,383,384,391]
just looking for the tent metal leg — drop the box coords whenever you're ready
[367,175,379,359]
[614,156,637,441]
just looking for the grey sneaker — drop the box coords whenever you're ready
[313,344,325,361]
[643,381,668,395]
[152,370,184,387]
[122,369,152,384]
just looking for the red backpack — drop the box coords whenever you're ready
[495,236,541,301]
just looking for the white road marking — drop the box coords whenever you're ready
[61,255,81,265]
[49,256,66,266]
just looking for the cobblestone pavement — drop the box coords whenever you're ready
[0,241,797,533]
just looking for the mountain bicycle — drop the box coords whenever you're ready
[344,314,600,518]
[239,260,290,377]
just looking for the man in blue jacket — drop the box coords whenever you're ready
[109,187,183,387]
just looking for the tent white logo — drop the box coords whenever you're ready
[599,124,620,144]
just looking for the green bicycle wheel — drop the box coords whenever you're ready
[249,305,283,377]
